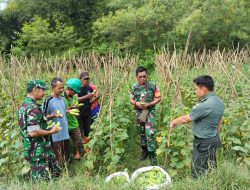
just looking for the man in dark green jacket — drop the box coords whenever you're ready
[170,75,224,179]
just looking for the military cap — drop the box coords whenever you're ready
[27,80,47,90]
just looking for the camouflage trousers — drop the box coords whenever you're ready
[28,154,62,180]
[135,110,157,152]
[24,143,62,180]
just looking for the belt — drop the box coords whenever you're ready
[194,135,218,140]
[194,136,205,140]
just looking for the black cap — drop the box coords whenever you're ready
[80,71,90,79]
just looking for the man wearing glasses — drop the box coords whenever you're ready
[130,66,161,165]
[77,72,95,150]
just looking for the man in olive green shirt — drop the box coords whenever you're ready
[170,75,224,178]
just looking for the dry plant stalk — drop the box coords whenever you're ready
[84,53,137,155]
[0,48,249,153]
[154,47,249,150]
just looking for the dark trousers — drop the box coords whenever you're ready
[69,127,83,146]
[69,127,84,155]
[53,139,71,166]
[191,135,220,179]
[78,115,91,137]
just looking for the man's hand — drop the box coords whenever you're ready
[136,102,148,110]
[54,113,64,118]
[29,125,62,137]
[66,108,72,113]
[217,118,223,133]
[87,93,95,99]
[170,120,177,129]
[142,103,152,110]
[169,115,192,129]
[50,125,62,134]
[46,112,62,119]
[90,91,100,103]
[144,103,152,109]
[54,110,63,118]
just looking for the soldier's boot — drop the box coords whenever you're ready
[148,152,158,166]
[140,146,149,160]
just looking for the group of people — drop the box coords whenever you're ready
[17,71,100,180]
[130,66,224,179]
[17,66,224,181]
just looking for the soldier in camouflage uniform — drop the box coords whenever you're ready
[17,80,62,180]
[130,66,161,165]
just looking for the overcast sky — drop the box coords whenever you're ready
[0,2,6,10]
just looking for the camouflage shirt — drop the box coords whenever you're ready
[17,97,51,160]
[130,81,161,110]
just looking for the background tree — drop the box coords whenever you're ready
[92,0,250,53]
[11,17,82,56]
[0,0,249,55]
[175,0,250,49]
[1,0,108,54]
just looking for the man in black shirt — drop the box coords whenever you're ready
[77,71,94,146]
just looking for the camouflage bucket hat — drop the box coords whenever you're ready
[27,80,47,90]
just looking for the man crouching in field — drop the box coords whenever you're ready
[170,75,224,179]
[17,80,62,180]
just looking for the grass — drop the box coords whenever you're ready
[0,156,249,190]
[0,50,249,189]
[170,161,250,190]
[119,122,152,172]
[0,127,249,190]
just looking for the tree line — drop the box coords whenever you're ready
[0,0,249,56]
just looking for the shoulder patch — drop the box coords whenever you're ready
[132,83,139,90]
[192,103,200,109]
[201,98,208,102]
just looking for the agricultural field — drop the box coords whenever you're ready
[0,48,249,189]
